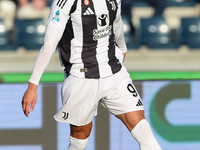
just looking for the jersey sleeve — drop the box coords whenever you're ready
[113,0,127,53]
[47,0,75,30]
[28,26,64,85]
[29,0,77,85]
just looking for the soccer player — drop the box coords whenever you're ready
[22,0,162,149]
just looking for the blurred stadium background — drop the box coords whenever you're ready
[0,0,200,149]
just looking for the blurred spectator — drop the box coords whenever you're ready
[12,0,47,19]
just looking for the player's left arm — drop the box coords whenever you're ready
[113,0,127,61]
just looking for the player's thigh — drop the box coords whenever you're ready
[101,70,144,116]
[54,76,100,126]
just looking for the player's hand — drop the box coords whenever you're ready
[22,83,38,117]
[122,52,126,62]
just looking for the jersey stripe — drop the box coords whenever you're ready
[106,0,122,74]
[57,0,67,9]
[56,0,61,5]
[81,0,100,78]
[59,19,73,75]
[61,0,67,8]
[59,0,78,75]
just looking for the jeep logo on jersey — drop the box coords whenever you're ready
[98,14,109,26]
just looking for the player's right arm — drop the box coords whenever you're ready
[22,26,64,117]
[22,0,75,117]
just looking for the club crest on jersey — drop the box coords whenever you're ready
[84,0,90,6]
[52,10,60,22]
[109,0,116,11]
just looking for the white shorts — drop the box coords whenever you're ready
[54,69,144,126]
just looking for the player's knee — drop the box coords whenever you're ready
[71,130,91,139]
[70,122,92,139]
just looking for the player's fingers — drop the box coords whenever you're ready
[30,101,36,112]
[22,98,27,112]
[22,95,28,111]
[22,100,25,112]
[24,102,30,117]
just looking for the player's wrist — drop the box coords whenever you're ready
[28,82,38,91]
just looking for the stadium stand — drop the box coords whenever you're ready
[132,0,150,7]
[133,0,197,7]
[139,16,180,49]
[0,18,17,50]
[13,18,45,50]
[0,0,200,51]
[0,19,9,50]
[0,0,18,50]
[122,15,141,49]
[167,0,196,6]
[180,17,200,49]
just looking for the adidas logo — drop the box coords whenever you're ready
[136,99,143,106]
[83,7,94,15]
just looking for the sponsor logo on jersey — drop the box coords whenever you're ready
[93,25,112,41]
[97,14,109,26]
[83,7,94,15]
[93,14,111,40]
[52,10,60,22]
[84,0,90,6]
[136,99,143,106]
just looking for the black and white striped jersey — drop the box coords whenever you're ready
[47,0,127,79]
